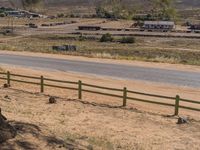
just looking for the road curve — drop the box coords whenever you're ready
[0,53,200,88]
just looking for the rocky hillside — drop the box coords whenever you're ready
[0,0,200,9]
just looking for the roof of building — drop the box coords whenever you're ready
[144,21,175,25]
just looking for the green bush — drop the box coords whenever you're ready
[120,37,135,44]
[100,33,113,42]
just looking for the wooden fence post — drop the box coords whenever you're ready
[7,71,10,86]
[78,80,82,99]
[174,95,180,115]
[40,76,44,93]
[123,87,127,106]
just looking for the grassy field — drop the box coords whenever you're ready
[1,33,200,65]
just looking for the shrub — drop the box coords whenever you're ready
[78,35,86,41]
[57,13,64,18]
[0,13,5,17]
[120,36,135,44]
[100,33,113,42]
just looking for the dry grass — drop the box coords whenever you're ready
[0,88,200,150]
[0,34,200,65]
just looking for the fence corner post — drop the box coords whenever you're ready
[174,95,180,116]
[78,80,82,99]
[7,71,10,86]
[123,87,127,107]
[40,76,44,93]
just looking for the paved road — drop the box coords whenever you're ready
[0,54,200,88]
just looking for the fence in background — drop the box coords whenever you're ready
[0,71,199,115]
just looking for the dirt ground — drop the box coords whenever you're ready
[0,87,200,150]
[0,64,200,149]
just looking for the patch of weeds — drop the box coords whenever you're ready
[63,132,114,150]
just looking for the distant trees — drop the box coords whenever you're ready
[96,0,177,21]
[20,0,42,9]
[96,0,132,19]
[151,0,177,21]
[21,0,41,6]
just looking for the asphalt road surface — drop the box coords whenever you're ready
[0,53,200,88]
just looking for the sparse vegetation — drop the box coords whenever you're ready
[0,34,200,65]
[120,36,135,44]
[100,33,114,42]
[95,0,132,19]
[57,13,65,18]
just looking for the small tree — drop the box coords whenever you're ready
[100,33,113,42]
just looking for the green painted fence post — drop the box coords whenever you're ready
[7,71,10,86]
[40,76,44,93]
[174,95,180,115]
[78,80,82,99]
[123,87,127,106]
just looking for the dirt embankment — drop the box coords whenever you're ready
[0,88,200,150]
[0,64,199,149]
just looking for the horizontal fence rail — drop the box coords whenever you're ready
[0,71,199,115]
[127,96,175,107]
[83,83,123,92]
[44,78,77,85]
[82,89,123,99]
[44,83,78,91]
[10,78,40,85]
[127,90,175,100]
[11,73,41,80]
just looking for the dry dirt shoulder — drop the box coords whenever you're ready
[0,65,200,149]
[0,88,200,150]
[0,65,199,119]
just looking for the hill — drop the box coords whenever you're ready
[1,0,200,9]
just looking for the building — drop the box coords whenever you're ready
[5,11,24,17]
[52,45,77,51]
[142,21,175,31]
[189,24,200,33]
[4,8,45,18]
[78,26,101,31]
[189,24,200,30]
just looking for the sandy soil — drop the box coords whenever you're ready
[0,88,200,150]
[0,64,199,149]
[0,65,199,118]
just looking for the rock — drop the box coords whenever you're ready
[0,108,16,143]
[3,84,10,88]
[4,95,11,100]
[177,117,188,124]
[87,145,93,150]
[49,97,56,104]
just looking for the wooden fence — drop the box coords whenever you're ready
[0,71,199,115]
